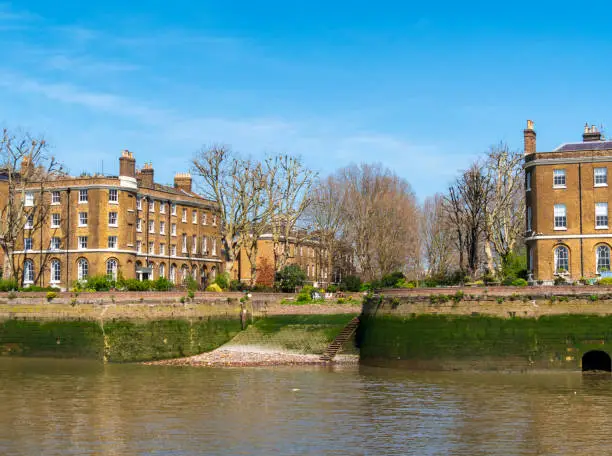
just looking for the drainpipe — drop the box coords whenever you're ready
[579,163,584,278]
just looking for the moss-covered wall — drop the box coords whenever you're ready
[359,294,612,371]
[0,317,241,362]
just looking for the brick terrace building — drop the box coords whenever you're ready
[525,120,612,283]
[9,151,222,290]
[232,234,331,287]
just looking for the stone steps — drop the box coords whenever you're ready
[320,316,360,362]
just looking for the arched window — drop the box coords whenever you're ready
[210,266,216,280]
[77,258,89,281]
[192,265,198,279]
[181,265,188,282]
[106,258,118,281]
[147,262,155,280]
[23,260,34,284]
[50,259,61,283]
[554,246,569,273]
[597,245,611,273]
[159,263,166,278]
[170,264,177,283]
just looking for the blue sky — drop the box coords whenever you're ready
[2,1,612,199]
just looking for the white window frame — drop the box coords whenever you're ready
[148,220,155,234]
[50,237,61,250]
[202,236,207,254]
[149,199,155,213]
[160,202,166,214]
[24,237,32,251]
[554,246,569,273]
[212,215,217,226]
[77,258,89,281]
[25,192,34,207]
[136,218,142,232]
[108,212,118,227]
[51,213,61,228]
[159,263,166,278]
[182,209,187,223]
[171,203,177,216]
[109,189,119,204]
[136,196,142,210]
[554,204,567,230]
[51,191,61,205]
[595,167,608,187]
[159,221,166,235]
[202,213,207,225]
[108,236,118,249]
[78,236,88,250]
[192,235,197,254]
[78,189,88,203]
[171,244,177,257]
[50,260,61,283]
[192,211,197,224]
[597,245,611,273]
[171,223,177,236]
[212,238,217,256]
[553,169,566,189]
[136,240,142,253]
[106,259,118,281]
[159,243,165,255]
[23,260,34,284]
[25,214,33,229]
[596,202,608,229]
[78,212,87,227]
[148,241,155,255]
[182,233,187,253]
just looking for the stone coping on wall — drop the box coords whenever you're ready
[376,286,612,297]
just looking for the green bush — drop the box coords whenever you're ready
[229,279,247,291]
[0,279,18,291]
[598,277,612,286]
[205,283,223,292]
[184,276,199,292]
[554,276,568,286]
[46,291,57,301]
[342,275,362,292]
[213,272,230,290]
[84,275,116,291]
[380,271,405,288]
[396,278,416,288]
[21,285,60,292]
[296,285,315,302]
[511,278,529,287]
[118,278,153,291]
[276,265,307,292]
[152,277,174,291]
[326,284,338,293]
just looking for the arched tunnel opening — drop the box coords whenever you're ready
[582,350,612,373]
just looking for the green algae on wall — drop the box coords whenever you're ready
[227,314,358,354]
[0,320,104,358]
[103,317,242,362]
[0,317,241,362]
[358,313,612,370]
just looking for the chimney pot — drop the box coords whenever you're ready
[524,119,536,155]
[119,149,136,178]
[583,123,602,142]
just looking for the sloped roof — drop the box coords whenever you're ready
[554,141,612,152]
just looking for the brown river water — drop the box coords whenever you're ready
[1,358,612,455]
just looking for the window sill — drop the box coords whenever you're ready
[51,202,60,206]
[553,185,567,189]
[109,224,119,228]
[554,227,567,231]
[596,226,609,230]
[109,201,119,205]
[77,225,87,228]
[78,201,88,204]
[595,184,608,188]
[51,225,60,229]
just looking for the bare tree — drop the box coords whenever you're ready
[422,193,455,278]
[482,142,525,274]
[267,155,315,271]
[309,174,347,284]
[444,164,487,279]
[0,128,63,283]
[192,146,270,275]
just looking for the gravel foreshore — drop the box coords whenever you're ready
[143,345,359,367]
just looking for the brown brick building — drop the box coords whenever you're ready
[525,121,612,283]
[9,151,222,290]
[232,234,330,287]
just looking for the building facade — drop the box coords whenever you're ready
[525,121,612,283]
[9,151,222,290]
[232,234,331,287]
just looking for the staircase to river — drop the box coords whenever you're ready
[320,316,360,362]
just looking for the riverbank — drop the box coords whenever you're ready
[145,345,359,367]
